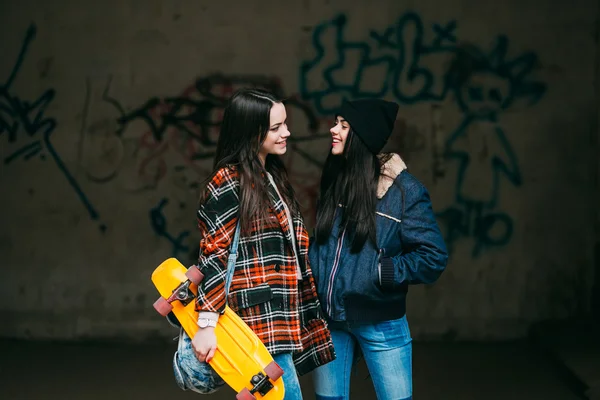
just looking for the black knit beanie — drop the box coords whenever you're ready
[338,99,399,154]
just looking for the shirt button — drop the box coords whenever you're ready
[274,264,281,272]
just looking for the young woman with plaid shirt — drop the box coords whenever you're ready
[190,88,335,399]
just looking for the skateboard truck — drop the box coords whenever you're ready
[153,266,205,316]
[250,371,273,396]
[168,280,195,306]
[236,362,283,399]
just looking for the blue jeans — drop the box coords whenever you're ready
[273,352,303,400]
[313,315,412,400]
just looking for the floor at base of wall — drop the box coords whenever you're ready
[530,317,600,400]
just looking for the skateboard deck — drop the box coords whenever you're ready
[151,257,285,400]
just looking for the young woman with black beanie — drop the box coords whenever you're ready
[309,99,448,399]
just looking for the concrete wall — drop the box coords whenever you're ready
[0,0,596,341]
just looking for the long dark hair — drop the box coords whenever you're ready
[315,129,392,253]
[200,88,298,232]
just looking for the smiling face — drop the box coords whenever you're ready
[258,102,290,164]
[330,115,350,155]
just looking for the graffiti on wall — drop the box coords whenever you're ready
[300,12,546,256]
[5,14,546,259]
[1,24,102,228]
[150,197,190,259]
[99,74,324,185]
[81,74,328,256]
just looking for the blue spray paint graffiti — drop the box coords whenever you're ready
[300,13,546,256]
[300,13,456,112]
[1,24,102,229]
[149,197,190,258]
[438,41,543,256]
[300,13,544,113]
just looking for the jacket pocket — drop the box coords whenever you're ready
[228,283,273,310]
[377,248,396,291]
[376,248,383,287]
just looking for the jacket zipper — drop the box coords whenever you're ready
[326,228,346,316]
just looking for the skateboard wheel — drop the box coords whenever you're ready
[185,266,204,285]
[264,361,284,381]
[236,388,256,400]
[153,297,173,316]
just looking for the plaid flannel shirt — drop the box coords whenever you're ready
[195,166,335,375]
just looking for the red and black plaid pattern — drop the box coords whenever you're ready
[195,166,335,375]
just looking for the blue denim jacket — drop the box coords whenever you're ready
[309,157,448,323]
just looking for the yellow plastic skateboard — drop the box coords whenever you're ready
[151,258,285,400]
